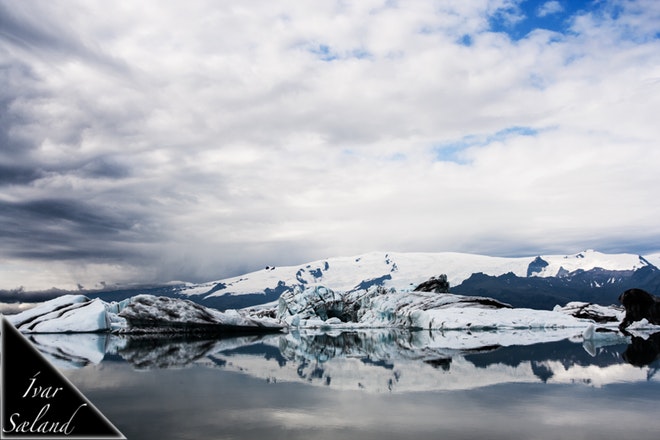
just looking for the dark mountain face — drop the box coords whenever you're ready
[527,256,549,277]
[452,265,660,310]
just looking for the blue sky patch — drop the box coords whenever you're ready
[310,44,338,62]
[457,34,473,47]
[434,144,473,164]
[307,44,372,62]
[434,126,539,163]
[489,0,596,40]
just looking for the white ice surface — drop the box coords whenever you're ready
[6,294,282,333]
[8,297,110,333]
[276,285,603,331]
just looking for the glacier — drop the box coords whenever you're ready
[175,249,655,302]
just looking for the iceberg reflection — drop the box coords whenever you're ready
[28,329,660,392]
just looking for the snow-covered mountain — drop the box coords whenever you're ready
[183,249,649,295]
[82,250,658,310]
[161,249,653,308]
[645,252,660,268]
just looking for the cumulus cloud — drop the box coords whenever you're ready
[537,1,564,17]
[1,0,659,290]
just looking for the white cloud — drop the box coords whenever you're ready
[1,0,660,289]
[537,1,564,17]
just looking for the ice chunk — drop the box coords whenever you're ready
[277,285,605,331]
[8,296,110,333]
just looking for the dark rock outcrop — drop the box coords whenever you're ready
[618,288,660,331]
[527,256,549,277]
[414,275,450,293]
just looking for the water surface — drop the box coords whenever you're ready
[49,330,660,440]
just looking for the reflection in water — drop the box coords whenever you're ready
[623,332,660,371]
[29,329,660,391]
[46,330,660,440]
[28,333,108,368]
[116,334,269,370]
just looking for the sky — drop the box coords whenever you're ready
[1,0,660,292]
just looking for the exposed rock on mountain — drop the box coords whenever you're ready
[413,275,450,293]
[527,256,549,276]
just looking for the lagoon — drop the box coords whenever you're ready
[49,330,660,440]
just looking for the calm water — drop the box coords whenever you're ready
[40,330,660,440]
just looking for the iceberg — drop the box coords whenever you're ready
[553,301,623,324]
[117,294,283,333]
[7,295,111,333]
[6,284,660,336]
[6,294,283,334]
[276,285,602,331]
[6,284,660,393]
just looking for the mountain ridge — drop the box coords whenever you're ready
[180,249,653,296]
[87,249,660,310]
[5,250,659,312]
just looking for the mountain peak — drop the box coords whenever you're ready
[527,256,550,277]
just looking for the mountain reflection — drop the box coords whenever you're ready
[28,330,660,392]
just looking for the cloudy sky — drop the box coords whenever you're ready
[1,0,660,291]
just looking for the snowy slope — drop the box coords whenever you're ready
[531,250,651,276]
[178,250,653,300]
[645,253,660,269]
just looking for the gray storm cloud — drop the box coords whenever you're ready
[1,0,660,290]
